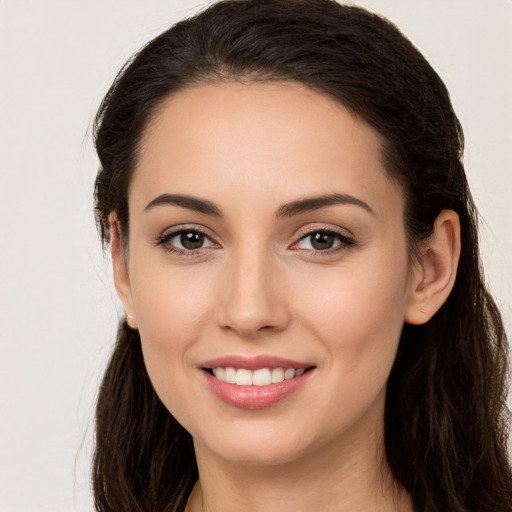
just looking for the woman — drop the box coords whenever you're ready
[91,0,512,510]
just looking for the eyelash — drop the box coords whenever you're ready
[155,227,216,256]
[292,228,356,254]
[155,227,356,256]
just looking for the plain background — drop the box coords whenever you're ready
[1,1,511,510]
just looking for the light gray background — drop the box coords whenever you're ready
[1,1,511,511]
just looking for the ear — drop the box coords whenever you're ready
[405,210,461,325]
[109,213,138,329]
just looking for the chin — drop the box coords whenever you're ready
[197,436,312,467]
[191,413,351,470]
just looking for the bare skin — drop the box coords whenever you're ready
[111,81,460,512]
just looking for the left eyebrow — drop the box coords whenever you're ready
[275,193,374,218]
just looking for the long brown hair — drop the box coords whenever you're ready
[92,1,512,510]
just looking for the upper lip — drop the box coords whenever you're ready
[201,355,315,371]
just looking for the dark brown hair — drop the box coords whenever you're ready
[92,1,512,510]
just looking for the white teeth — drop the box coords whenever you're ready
[225,367,236,384]
[271,367,285,383]
[284,368,295,380]
[235,368,253,385]
[253,368,272,386]
[213,367,225,380]
[211,367,307,385]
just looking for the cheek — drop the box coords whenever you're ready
[131,256,215,333]
[128,259,217,392]
[294,251,410,373]
[284,255,410,439]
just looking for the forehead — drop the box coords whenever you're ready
[131,81,403,219]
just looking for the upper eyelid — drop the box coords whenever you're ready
[155,226,218,247]
[158,224,215,239]
[293,225,354,241]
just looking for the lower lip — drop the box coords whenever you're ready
[203,370,312,409]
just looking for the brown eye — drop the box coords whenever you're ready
[294,230,355,252]
[310,232,335,250]
[157,229,215,253]
[180,231,205,249]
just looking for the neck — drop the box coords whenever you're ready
[186,409,412,512]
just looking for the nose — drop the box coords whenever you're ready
[216,245,290,338]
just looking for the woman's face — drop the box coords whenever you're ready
[117,81,420,467]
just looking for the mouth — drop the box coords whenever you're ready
[200,357,316,409]
[204,366,314,386]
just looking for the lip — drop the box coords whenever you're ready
[200,355,315,410]
[201,354,313,371]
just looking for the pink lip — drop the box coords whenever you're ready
[204,371,311,409]
[201,354,312,371]
[200,355,315,410]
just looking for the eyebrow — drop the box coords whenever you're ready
[144,192,373,218]
[144,193,222,216]
[275,193,374,217]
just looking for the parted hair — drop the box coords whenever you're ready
[92,1,512,510]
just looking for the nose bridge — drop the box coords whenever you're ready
[217,239,288,336]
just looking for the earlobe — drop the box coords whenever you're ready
[405,210,461,325]
[109,213,138,329]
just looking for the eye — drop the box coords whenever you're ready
[294,230,354,251]
[157,229,216,252]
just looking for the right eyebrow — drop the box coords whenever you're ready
[144,193,222,217]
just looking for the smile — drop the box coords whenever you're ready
[201,357,315,409]
[211,367,306,386]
